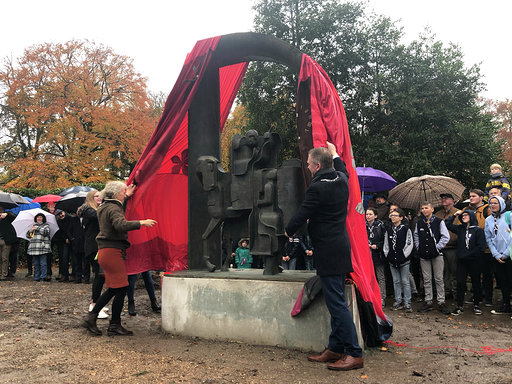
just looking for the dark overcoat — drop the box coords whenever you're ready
[285,157,352,276]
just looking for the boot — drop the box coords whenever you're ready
[128,300,136,316]
[203,256,217,272]
[107,320,133,336]
[151,298,161,313]
[82,312,102,336]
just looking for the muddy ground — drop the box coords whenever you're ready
[0,269,511,384]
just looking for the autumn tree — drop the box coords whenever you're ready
[0,40,158,189]
[220,104,247,170]
[491,99,512,164]
[240,0,502,189]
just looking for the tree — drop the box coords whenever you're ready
[0,40,158,189]
[220,104,247,170]
[490,99,512,164]
[241,0,502,190]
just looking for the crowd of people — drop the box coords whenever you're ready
[366,163,512,318]
[0,183,159,336]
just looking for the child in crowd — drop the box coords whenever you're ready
[234,238,253,269]
[484,163,510,203]
[414,202,451,314]
[445,210,486,315]
[283,234,309,270]
[365,208,386,307]
[383,209,414,312]
[27,213,52,282]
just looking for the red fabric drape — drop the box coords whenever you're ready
[298,55,386,321]
[124,37,385,325]
[124,36,247,274]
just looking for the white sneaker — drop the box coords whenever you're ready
[89,303,109,319]
[97,308,109,319]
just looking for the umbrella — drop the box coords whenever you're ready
[32,194,62,203]
[0,192,19,209]
[7,193,30,205]
[356,167,396,193]
[55,191,88,212]
[7,197,42,215]
[11,208,59,240]
[388,175,466,211]
[59,186,94,196]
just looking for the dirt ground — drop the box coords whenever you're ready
[1,269,511,384]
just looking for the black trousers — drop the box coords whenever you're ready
[456,258,481,307]
[495,258,512,309]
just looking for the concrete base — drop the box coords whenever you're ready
[161,269,363,351]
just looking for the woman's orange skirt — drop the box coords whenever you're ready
[97,248,128,288]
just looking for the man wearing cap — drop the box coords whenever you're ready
[373,193,391,225]
[435,193,459,300]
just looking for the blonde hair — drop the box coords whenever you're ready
[85,190,100,210]
[490,163,502,171]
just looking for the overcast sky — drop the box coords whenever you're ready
[1,0,510,101]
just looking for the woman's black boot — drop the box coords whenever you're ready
[107,320,133,336]
[82,312,102,336]
[151,298,161,313]
[128,300,136,316]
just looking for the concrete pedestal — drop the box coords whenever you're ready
[161,269,363,351]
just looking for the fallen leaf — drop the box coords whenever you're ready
[380,347,388,351]
[361,374,368,379]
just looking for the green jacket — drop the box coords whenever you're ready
[235,247,252,269]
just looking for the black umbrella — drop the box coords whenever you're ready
[59,186,94,197]
[0,192,19,209]
[55,191,88,213]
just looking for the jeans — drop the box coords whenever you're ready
[282,258,297,270]
[420,255,445,304]
[127,271,157,303]
[481,253,495,303]
[390,262,411,305]
[320,275,362,358]
[374,264,386,304]
[33,253,48,281]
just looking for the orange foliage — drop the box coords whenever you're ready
[220,104,247,170]
[0,40,158,189]
[493,99,512,164]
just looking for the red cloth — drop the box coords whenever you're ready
[124,38,385,324]
[298,54,385,321]
[124,37,247,274]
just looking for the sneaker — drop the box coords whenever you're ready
[391,302,404,311]
[438,303,451,315]
[418,302,434,312]
[484,300,493,307]
[404,304,413,313]
[97,308,109,319]
[491,306,512,315]
[473,305,482,315]
[451,307,464,316]
[465,296,474,304]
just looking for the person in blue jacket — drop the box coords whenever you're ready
[445,210,485,315]
[484,195,512,315]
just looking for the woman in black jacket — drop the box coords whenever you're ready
[78,191,108,319]
[445,210,486,315]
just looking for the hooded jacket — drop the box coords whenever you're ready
[445,210,486,260]
[484,196,511,260]
[484,172,511,202]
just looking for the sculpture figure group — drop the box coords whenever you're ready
[196,130,304,275]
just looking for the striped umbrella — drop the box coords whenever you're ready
[388,175,466,211]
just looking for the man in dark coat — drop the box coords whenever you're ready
[285,142,363,371]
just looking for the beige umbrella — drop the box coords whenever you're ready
[388,175,466,211]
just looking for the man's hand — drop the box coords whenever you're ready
[326,141,338,157]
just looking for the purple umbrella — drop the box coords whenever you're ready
[356,167,396,193]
